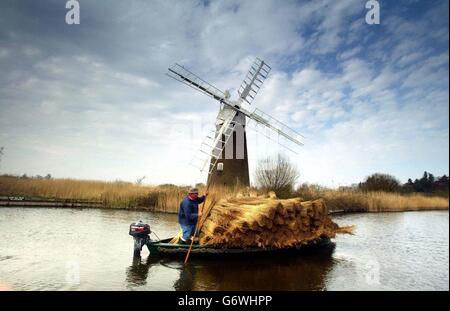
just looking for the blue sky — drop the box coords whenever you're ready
[0,0,448,187]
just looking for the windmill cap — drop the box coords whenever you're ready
[189,187,199,194]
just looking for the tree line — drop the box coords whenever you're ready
[358,172,449,196]
[1,173,53,180]
[255,156,448,198]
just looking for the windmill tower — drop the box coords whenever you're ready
[167,58,304,187]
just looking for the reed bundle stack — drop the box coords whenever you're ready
[199,197,351,248]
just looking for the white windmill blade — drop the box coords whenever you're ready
[246,108,304,147]
[238,57,271,105]
[190,109,238,174]
[167,63,226,102]
[245,120,300,154]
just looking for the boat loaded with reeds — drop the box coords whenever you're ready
[132,194,354,258]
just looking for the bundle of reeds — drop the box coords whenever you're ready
[199,196,351,248]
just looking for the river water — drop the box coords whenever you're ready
[0,207,448,291]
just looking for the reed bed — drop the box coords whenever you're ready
[0,176,447,213]
[0,176,187,211]
[296,185,449,212]
[0,176,252,212]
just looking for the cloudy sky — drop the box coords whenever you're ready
[0,0,448,187]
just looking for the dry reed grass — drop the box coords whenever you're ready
[199,197,349,248]
[0,176,253,212]
[0,176,187,211]
[296,185,449,212]
[1,176,447,213]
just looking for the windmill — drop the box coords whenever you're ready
[167,58,304,187]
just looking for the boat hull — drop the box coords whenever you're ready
[145,237,335,258]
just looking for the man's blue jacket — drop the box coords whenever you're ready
[178,195,205,225]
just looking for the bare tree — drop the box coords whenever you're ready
[255,155,299,198]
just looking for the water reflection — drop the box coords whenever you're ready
[126,243,337,291]
[126,256,153,287]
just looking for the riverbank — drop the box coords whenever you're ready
[0,176,240,212]
[0,176,448,213]
[297,188,448,212]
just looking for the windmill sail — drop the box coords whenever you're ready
[190,109,238,174]
[247,108,304,146]
[167,63,226,102]
[238,58,271,105]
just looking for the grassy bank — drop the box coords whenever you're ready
[0,176,185,212]
[0,175,247,213]
[0,176,448,213]
[295,184,449,212]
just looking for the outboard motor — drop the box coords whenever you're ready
[129,220,151,256]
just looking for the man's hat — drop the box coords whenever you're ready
[189,187,199,194]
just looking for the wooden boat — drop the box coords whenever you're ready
[145,237,335,258]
